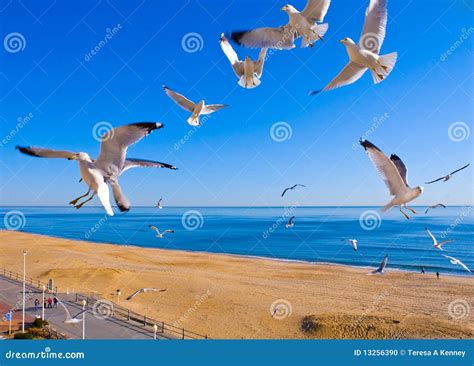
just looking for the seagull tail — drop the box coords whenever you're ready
[371,52,397,84]
[187,115,200,126]
[238,75,261,89]
[301,23,329,48]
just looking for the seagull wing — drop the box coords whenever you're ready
[110,181,130,212]
[202,104,229,115]
[121,158,177,175]
[437,240,454,248]
[425,228,437,246]
[377,255,388,272]
[358,0,387,53]
[220,34,244,77]
[145,288,167,293]
[456,259,472,272]
[148,225,160,234]
[281,188,290,197]
[319,62,367,92]
[390,154,409,186]
[230,25,296,50]
[16,146,77,159]
[163,229,175,234]
[163,86,195,112]
[360,140,407,196]
[95,122,164,176]
[449,163,470,176]
[126,289,143,300]
[302,0,331,22]
[57,299,72,321]
[424,176,445,184]
[255,48,267,78]
[442,254,456,261]
[288,216,295,225]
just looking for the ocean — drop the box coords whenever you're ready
[1,206,472,276]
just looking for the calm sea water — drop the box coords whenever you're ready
[1,206,473,276]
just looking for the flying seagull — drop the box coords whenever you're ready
[230,0,330,49]
[156,198,163,209]
[310,0,396,94]
[126,288,167,301]
[442,255,471,273]
[369,255,388,275]
[220,34,267,89]
[341,239,358,252]
[163,86,228,126]
[285,216,295,228]
[425,164,470,184]
[360,140,423,220]
[148,225,174,238]
[424,203,446,214]
[425,227,453,250]
[281,184,306,197]
[57,299,85,324]
[16,123,177,216]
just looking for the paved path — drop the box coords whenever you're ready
[0,276,171,339]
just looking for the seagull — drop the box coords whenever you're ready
[16,123,177,216]
[285,216,295,228]
[425,164,470,184]
[148,225,174,238]
[360,140,423,220]
[310,0,396,94]
[442,255,471,273]
[425,227,453,250]
[220,34,267,89]
[126,288,167,301]
[281,184,306,197]
[156,198,163,209]
[341,239,358,252]
[424,203,446,214]
[369,255,388,275]
[57,299,85,324]
[230,0,330,49]
[163,86,228,126]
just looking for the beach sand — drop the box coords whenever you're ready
[0,231,472,339]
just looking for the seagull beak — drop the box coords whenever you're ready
[280,6,286,10]
[339,39,344,43]
[68,155,78,161]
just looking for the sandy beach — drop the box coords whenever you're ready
[0,230,472,339]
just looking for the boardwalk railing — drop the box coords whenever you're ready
[1,268,208,340]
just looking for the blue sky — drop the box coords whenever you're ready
[0,0,472,207]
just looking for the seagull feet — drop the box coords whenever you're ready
[400,207,410,220]
[69,198,81,206]
[406,207,417,215]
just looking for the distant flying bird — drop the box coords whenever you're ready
[442,255,471,273]
[424,203,446,214]
[148,225,174,238]
[360,140,423,220]
[163,86,228,126]
[230,0,330,49]
[126,288,167,301]
[425,164,470,184]
[281,184,306,197]
[346,239,358,252]
[220,34,267,89]
[285,216,295,228]
[16,123,177,216]
[156,198,163,209]
[425,227,454,250]
[57,299,85,324]
[369,255,388,275]
[310,0,396,94]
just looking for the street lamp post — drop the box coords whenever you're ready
[81,299,87,340]
[22,250,27,332]
[153,324,158,340]
[41,285,46,321]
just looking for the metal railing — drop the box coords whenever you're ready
[1,268,209,340]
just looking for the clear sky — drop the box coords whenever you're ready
[0,0,472,207]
